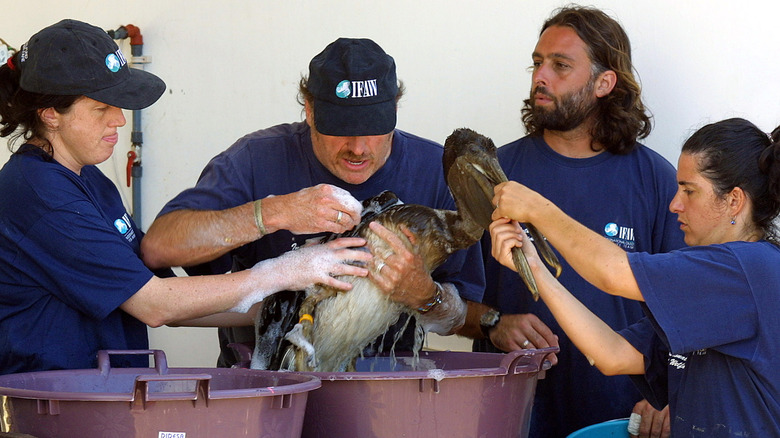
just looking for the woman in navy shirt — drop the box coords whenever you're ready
[490,118,780,436]
[0,20,369,374]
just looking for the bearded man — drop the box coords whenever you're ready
[456,6,685,438]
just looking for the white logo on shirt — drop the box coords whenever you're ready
[114,214,136,242]
[604,222,635,250]
[114,218,129,234]
[669,353,688,370]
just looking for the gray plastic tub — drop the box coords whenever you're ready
[0,350,320,438]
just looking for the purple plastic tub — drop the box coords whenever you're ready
[298,348,557,438]
[0,350,320,438]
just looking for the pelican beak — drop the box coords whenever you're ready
[443,128,562,301]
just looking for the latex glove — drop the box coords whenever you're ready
[630,401,671,438]
[262,184,362,235]
[230,237,371,312]
[367,221,437,310]
[490,313,559,365]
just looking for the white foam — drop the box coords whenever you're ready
[426,369,447,381]
[330,185,363,217]
[232,242,359,313]
[627,412,641,436]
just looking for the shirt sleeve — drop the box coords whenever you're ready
[159,148,255,215]
[627,246,758,355]
[158,146,256,275]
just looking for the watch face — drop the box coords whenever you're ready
[480,309,500,327]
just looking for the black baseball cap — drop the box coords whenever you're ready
[307,38,398,137]
[18,19,165,110]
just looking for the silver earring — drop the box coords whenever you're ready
[730,218,736,225]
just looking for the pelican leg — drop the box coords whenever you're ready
[526,223,562,278]
[285,285,349,370]
[284,322,317,369]
[511,246,540,301]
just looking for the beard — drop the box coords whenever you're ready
[530,77,598,132]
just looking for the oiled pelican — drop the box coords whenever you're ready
[250,128,560,372]
[272,189,484,372]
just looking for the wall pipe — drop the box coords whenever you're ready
[107,25,151,228]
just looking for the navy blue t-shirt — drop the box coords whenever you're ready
[475,135,685,437]
[628,242,780,435]
[0,146,154,374]
[619,316,684,411]
[159,122,485,366]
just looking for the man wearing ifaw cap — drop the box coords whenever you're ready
[141,38,485,369]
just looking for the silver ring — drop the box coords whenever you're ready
[336,211,343,223]
[376,261,386,273]
[521,339,530,349]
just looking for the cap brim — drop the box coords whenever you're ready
[85,68,166,110]
[313,98,396,136]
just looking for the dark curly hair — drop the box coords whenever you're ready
[0,51,79,156]
[522,5,652,154]
[682,118,780,244]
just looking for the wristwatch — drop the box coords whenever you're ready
[479,308,501,337]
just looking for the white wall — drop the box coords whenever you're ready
[2,0,779,367]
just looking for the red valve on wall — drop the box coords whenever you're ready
[126,150,137,187]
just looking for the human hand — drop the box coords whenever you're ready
[230,237,370,313]
[489,217,543,271]
[244,237,369,308]
[490,313,559,365]
[629,401,670,438]
[265,237,371,291]
[491,181,543,223]
[263,184,362,235]
[367,221,436,310]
